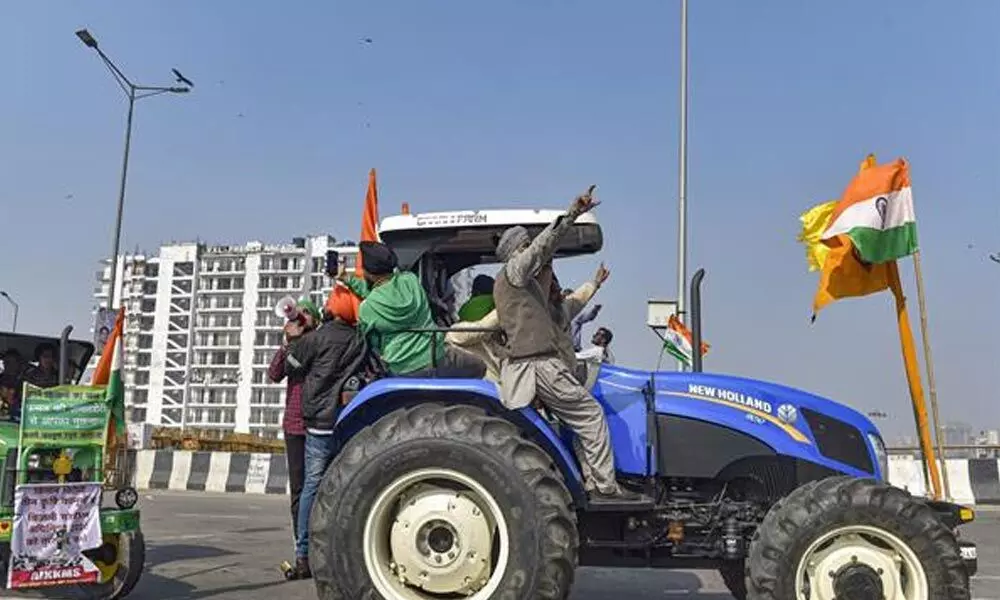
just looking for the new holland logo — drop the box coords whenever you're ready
[777,404,798,424]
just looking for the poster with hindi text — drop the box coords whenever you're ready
[7,483,103,589]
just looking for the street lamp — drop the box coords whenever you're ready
[675,0,690,370]
[0,292,17,332]
[75,29,192,310]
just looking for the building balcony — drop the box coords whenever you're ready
[193,324,243,331]
[192,343,242,351]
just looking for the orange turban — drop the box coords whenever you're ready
[325,282,361,325]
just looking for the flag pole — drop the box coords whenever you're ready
[911,249,951,500]
[888,260,943,500]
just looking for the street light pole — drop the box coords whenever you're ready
[675,0,690,370]
[75,29,191,310]
[0,292,17,332]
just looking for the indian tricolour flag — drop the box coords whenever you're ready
[663,315,709,366]
[91,308,126,437]
[820,158,918,264]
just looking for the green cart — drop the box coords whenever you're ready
[0,328,144,598]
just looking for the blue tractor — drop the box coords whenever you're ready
[308,206,977,600]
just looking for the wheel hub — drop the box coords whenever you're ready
[833,562,885,600]
[799,529,924,600]
[389,484,494,595]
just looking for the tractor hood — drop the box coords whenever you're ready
[595,366,886,480]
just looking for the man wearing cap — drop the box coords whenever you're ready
[339,241,484,378]
[267,298,320,572]
[493,185,643,504]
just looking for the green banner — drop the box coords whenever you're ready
[19,385,109,446]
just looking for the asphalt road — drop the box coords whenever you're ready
[26,490,1000,599]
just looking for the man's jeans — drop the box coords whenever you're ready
[295,432,339,558]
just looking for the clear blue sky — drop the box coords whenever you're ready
[2,1,997,439]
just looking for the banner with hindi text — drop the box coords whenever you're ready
[7,482,103,589]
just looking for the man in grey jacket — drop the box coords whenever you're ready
[493,185,643,504]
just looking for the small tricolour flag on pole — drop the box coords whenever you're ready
[821,158,917,264]
[663,315,709,366]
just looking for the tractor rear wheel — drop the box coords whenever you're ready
[747,476,969,600]
[309,403,579,600]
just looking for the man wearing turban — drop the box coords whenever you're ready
[492,186,642,505]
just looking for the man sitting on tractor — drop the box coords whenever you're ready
[339,241,485,379]
[493,186,643,504]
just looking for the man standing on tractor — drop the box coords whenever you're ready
[493,186,643,504]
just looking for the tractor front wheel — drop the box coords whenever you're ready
[68,530,146,599]
[309,403,579,600]
[747,476,969,600]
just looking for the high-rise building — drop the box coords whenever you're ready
[92,236,358,439]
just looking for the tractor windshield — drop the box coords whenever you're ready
[0,333,95,421]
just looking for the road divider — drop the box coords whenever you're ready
[130,450,1000,504]
[888,455,1000,505]
[134,449,290,495]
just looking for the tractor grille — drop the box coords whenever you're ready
[801,408,874,474]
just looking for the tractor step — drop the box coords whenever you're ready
[585,492,655,512]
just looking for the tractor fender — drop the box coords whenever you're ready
[334,378,588,503]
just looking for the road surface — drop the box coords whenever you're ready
[32,490,1000,599]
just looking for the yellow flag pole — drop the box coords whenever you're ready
[911,249,951,500]
[888,261,943,500]
[859,154,944,499]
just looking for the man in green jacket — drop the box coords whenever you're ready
[341,241,485,378]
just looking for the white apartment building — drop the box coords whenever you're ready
[93,236,358,439]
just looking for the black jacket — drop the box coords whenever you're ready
[286,320,367,431]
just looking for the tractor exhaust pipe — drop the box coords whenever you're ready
[59,325,73,385]
[690,268,705,373]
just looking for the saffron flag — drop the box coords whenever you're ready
[327,168,378,320]
[355,167,381,277]
[821,158,918,264]
[800,156,903,318]
[663,315,709,366]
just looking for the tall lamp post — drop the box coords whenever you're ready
[675,0,690,370]
[0,292,17,332]
[75,29,192,310]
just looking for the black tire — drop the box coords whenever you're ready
[309,403,579,600]
[719,560,747,600]
[69,530,146,599]
[746,476,969,600]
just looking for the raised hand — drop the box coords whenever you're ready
[571,185,600,215]
[594,262,610,287]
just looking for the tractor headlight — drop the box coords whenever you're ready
[26,454,40,470]
[868,433,889,479]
